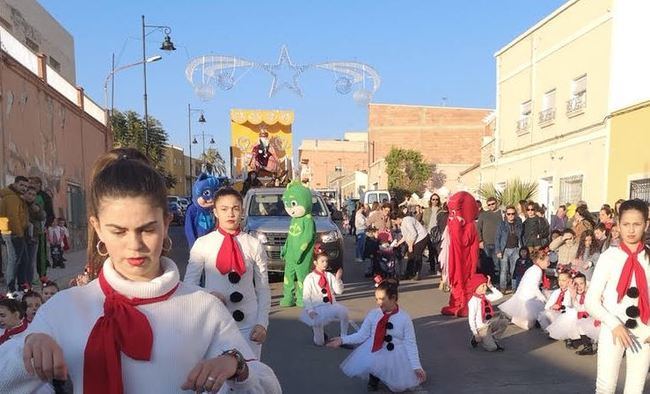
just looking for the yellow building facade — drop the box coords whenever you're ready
[163,145,188,196]
[481,0,650,210]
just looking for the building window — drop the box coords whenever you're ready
[567,75,587,117]
[559,175,583,205]
[516,100,531,134]
[66,183,85,228]
[630,178,650,202]
[25,37,39,53]
[539,89,556,126]
[48,56,61,72]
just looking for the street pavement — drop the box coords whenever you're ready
[14,224,639,393]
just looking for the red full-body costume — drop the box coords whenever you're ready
[440,191,480,317]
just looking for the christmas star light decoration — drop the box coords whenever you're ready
[185,45,381,104]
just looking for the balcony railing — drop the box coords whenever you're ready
[516,116,530,134]
[538,107,556,126]
[566,92,587,117]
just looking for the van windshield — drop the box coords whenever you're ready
[248,194,329,217]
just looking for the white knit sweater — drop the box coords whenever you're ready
[341,308,422,370]
[302,271,344,313]
[0,257,281,394]
[185,231,271,332]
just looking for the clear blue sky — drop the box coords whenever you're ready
[39,0,565,161]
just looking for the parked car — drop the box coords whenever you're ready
[361,190,391,206]
[168,202,184,225]
[243,188,344,273]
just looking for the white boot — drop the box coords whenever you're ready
[313,325,325,346]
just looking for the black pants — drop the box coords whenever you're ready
[426,231,438,270]
[405,237,428,279]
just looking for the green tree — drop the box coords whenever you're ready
[385,147,432,195]
[110,110,176,188]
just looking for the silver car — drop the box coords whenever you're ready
[243,188,344,273]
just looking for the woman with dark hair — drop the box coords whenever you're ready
[599,205,615,231]
[1,151,280,393]
[573,205,595,239]
[423,194,442,273]
[574,229,600,280]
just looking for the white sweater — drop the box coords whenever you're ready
[185,231,271,331]
[341,308,422,370]
[467,287,503,335]
[302,271,344,313]
[0,258,281,394]
[544,288,574,310]
[586,247,650,339]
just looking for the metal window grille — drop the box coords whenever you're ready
[630,179,650,203]
[559,175,583,205]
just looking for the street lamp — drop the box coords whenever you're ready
[104,55,162,122]
[191,130,216,157]
[142,15,175,156]
[187,104,206,180]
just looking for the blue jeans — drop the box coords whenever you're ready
[2,233,16,290]
[499,247,519,290]
[355,232,366,260]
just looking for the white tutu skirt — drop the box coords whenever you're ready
[340,340,420,392]
[299,303,349,327]
[498,296,545,330]
[577,318,601,342]
[547,309,581,340]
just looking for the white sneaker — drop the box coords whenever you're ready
[355,258,363,263]
[313,326,325,346]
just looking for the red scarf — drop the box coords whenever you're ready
[83,270,179,394]
[314,270,333,304]
[0,319,28,345]
[554,289,567,308]
[616,242,649,324]
[541,267,551,290]
[216,227,246,276]
[475,294,493,321]
[372,306,399,352]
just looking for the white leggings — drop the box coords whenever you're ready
[596,327,650,393]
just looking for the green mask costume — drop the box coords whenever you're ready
[280,181,316,307]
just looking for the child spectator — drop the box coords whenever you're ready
[21,290,42,323]
[512,247,533,291]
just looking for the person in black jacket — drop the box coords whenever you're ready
[522,202,549,250]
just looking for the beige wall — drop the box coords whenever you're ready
[0,0,76,83]
[298,138,368,189]
[487,0,613,210]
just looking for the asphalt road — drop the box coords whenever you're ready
[169,225,637,393]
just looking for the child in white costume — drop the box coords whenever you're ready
[499,249,549,330]
[327,280,426,392]
[586,199,650,394]
[300,245,349,346]
[548,273,600,355]
[538,271,574,330]
[467,273,508,352]
[185,188,271,360]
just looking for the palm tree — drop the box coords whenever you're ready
[478,178,538,207]
[200,148,227,176]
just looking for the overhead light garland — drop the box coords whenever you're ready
[185,45,381,105]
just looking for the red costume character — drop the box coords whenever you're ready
[441,191,480,317]
[248,129,278,174]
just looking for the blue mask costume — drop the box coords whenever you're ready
[184,173,219,248]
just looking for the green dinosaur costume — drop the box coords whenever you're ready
[280,181,316,307]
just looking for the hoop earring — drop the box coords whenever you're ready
[162,236,173,253]
[96,240,109,257]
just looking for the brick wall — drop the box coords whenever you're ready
[299,149,368,189]
[368,104,492,166]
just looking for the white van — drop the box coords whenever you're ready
[362,190,391,206]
